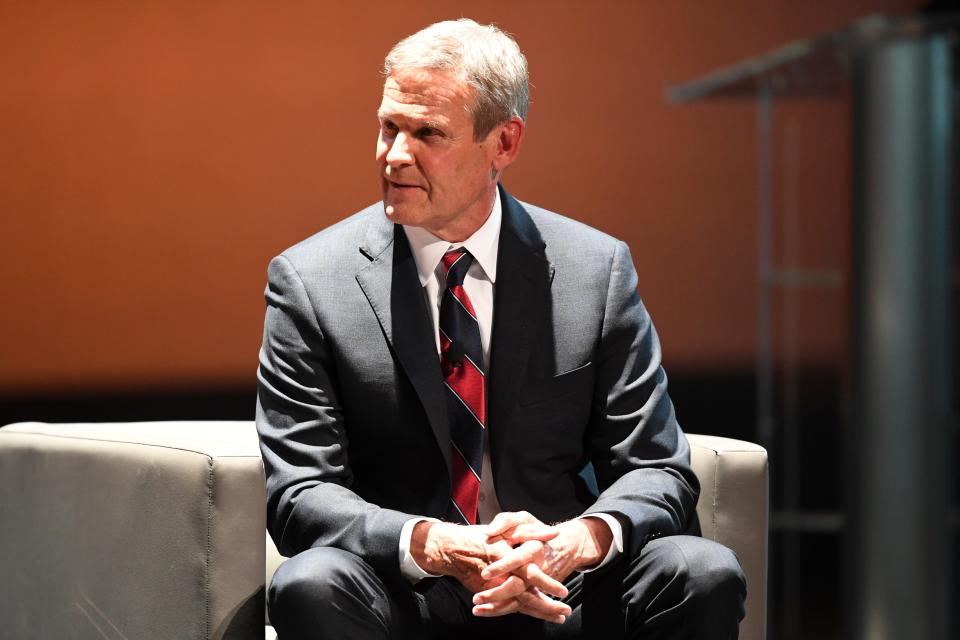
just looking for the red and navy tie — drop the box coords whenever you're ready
[439,248,485,524]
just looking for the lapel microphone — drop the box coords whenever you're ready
[446,341,465,368]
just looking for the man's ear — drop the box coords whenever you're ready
[491,116,525,172]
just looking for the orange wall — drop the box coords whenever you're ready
[0,0,919,393]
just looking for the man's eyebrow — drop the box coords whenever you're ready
[375,111,445,131]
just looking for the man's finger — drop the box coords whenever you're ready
[474,586,571,622]
[481,540,542,579]
[472,598,522,618]
[517,587,572,623]
[518,605,567,624]
[503,523,560,545]
[520,562,568,599]
[486,512,559,544]
[484,538,516,563]
[485,511,535,538]
[472,575,526,605]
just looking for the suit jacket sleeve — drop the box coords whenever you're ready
[256,254,416,583]
[580,240,700,558]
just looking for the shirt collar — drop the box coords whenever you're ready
[403,187,501,286]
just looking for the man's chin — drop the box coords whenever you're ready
[383,202,422,224]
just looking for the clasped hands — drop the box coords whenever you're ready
[410,511,613,624]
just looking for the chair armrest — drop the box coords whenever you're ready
[0,421,266,640]
[688,433,768,640]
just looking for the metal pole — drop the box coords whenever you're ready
[756,86,775,450]
[755,83,776,640]
[781,117,801,640]
[849,33,954,640]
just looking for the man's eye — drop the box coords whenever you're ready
[418,127,440,138]
[381,121,398,134]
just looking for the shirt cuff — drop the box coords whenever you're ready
[577,513,624,573]
[399,517,442,583]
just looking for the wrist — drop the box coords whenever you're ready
[566,518,613,570]
[410,520,440,574]
[411,520,460,576]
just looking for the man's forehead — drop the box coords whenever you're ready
[378,68,472,117]
[377,101,448,131]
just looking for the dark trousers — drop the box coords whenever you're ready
[268,535,746,640]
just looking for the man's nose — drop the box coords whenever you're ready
[385,132,414,167]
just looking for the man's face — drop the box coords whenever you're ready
[376,67,499,241]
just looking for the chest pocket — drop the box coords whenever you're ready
[519,361,594,407]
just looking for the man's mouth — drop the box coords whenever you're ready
[387,179,423,191]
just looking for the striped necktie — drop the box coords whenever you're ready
[439,248,485,524]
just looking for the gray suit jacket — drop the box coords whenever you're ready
[256,187,699,584]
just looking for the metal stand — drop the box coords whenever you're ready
[849,33,954,640]
[668,12,957,640]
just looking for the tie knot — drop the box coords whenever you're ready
[441,249,473,287]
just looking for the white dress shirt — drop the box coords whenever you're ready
[396,188,623,582]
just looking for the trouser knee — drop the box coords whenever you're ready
[676,538,747,616]
[269,546,355,610]
[268,546,392,639]
[624,535,746,637]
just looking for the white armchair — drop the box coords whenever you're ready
[0,421,767,639]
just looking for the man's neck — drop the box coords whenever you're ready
[427,185,498,242]
[403,186,502,286]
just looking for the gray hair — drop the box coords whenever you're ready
[384,19,529,141]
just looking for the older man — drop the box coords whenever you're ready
[257,18,745,639]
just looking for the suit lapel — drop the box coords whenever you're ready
[488,188,554,472]
[356,210,452,475]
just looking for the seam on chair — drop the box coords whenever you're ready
[205,457,214,640]
[711,450,720,539]
[0,431,260,458]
